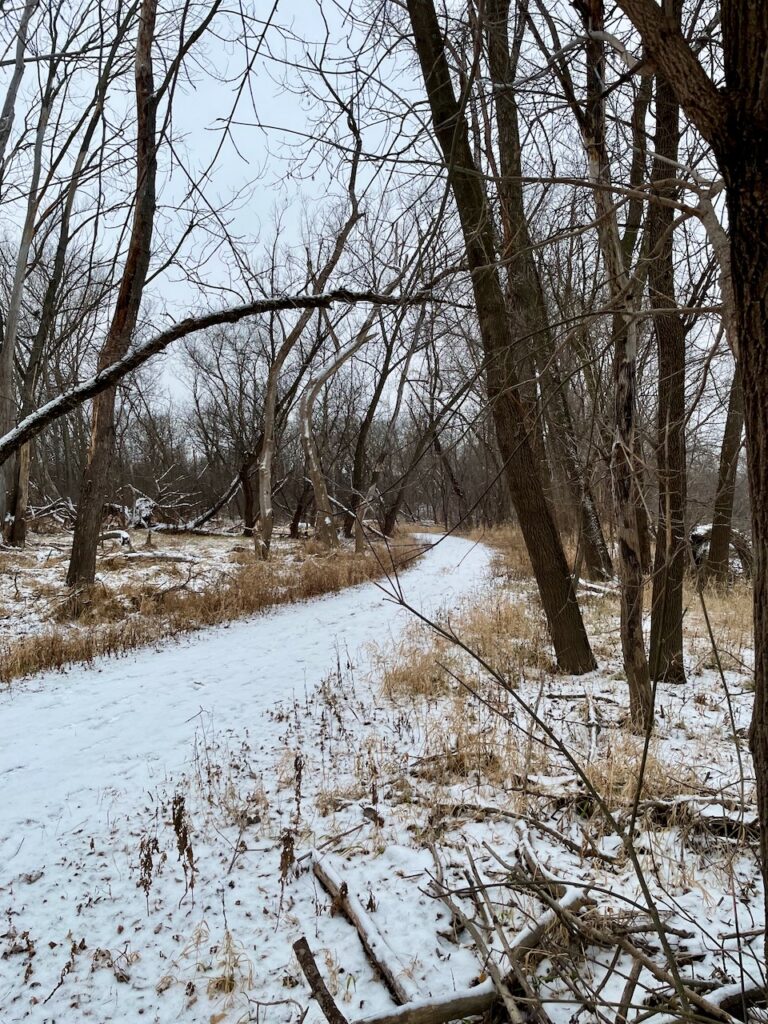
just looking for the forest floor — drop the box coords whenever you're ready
[0,528,423,683]
[0,532,762,1024]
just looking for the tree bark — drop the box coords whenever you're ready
[67,0,159,588]
[406,0,595,674]
[615,0,768,963]
[290,480,312,538]
[240,454,257,535]
[729,153,768,961]
[703,366,744,583]
[574,0,651,718]
[485,0,612,581]
[647,2,687,684]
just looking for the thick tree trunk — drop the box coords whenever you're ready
[648,9,687,684]
[729,166,768,961]
[240,455,257,536]
[290,481,312,539]
[407,0,595,674]
[382,481,407,538]
[703,367,744,583]
[67,0,158,588]
[8,444,30,546]
[485,0,612,581]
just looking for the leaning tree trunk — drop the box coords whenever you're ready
[407,0,595,674]
[298,311,382,551]
[703,366,744,582]
[67,0,158,588]
[648,12,687,684]
[256,226,362,559]
[485,0,612,581]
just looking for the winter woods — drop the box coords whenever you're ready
[0,0,766,1005]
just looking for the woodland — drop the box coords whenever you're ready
[0,2,766,1023]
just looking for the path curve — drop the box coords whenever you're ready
[0,535,490,874]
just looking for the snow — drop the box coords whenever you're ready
[0,530,295,642]
[0,533,763,1023]
[0,535,492,1021]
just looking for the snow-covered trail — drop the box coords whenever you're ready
[0,536,490,878]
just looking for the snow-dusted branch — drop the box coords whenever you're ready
[0,288,429,468]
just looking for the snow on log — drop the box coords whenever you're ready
[311,852,421,1005]
[355,980,496,1024]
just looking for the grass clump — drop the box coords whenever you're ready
[0,538,424,685]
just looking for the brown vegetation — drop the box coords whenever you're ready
[0,536,425,685]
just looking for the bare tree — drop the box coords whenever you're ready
[615,0,768,957]
[405,0,596,675]
[647,0,687,684]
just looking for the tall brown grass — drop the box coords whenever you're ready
[0,539,424,685]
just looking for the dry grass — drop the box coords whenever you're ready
[374,587,553,705]
[377,630,458,699]
[473,523,754,673]
[583,732,699,807]
[411,692,542,789]
[466,524,578,582]
[373,524,738,808]
[684,577,753,675]
[0,537,425,685]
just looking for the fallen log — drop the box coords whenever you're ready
[311,853,419,1005]
[98,529,134,551]
[622,796,759,839]
[355,980,496,1024]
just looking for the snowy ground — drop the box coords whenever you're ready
[0,535,763,1024]
[0,529,265,640]
[0,535,492,1022]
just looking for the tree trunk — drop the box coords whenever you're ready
[407,0,595,673]
[8,444,30,546]
[485,0,612,581]
[67,0,158,588]
[0,81,51,525]
[433,434,467,530]
[240,455,257,536]
[382,481,407,538]
[300,390,339,550]
[729,161,768,959]
[354,480,379,554]
[648,7,687,684]
[256,132,362,559]
[290,480,312,539]
[578,0,651,724]
[703,367,744,583]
